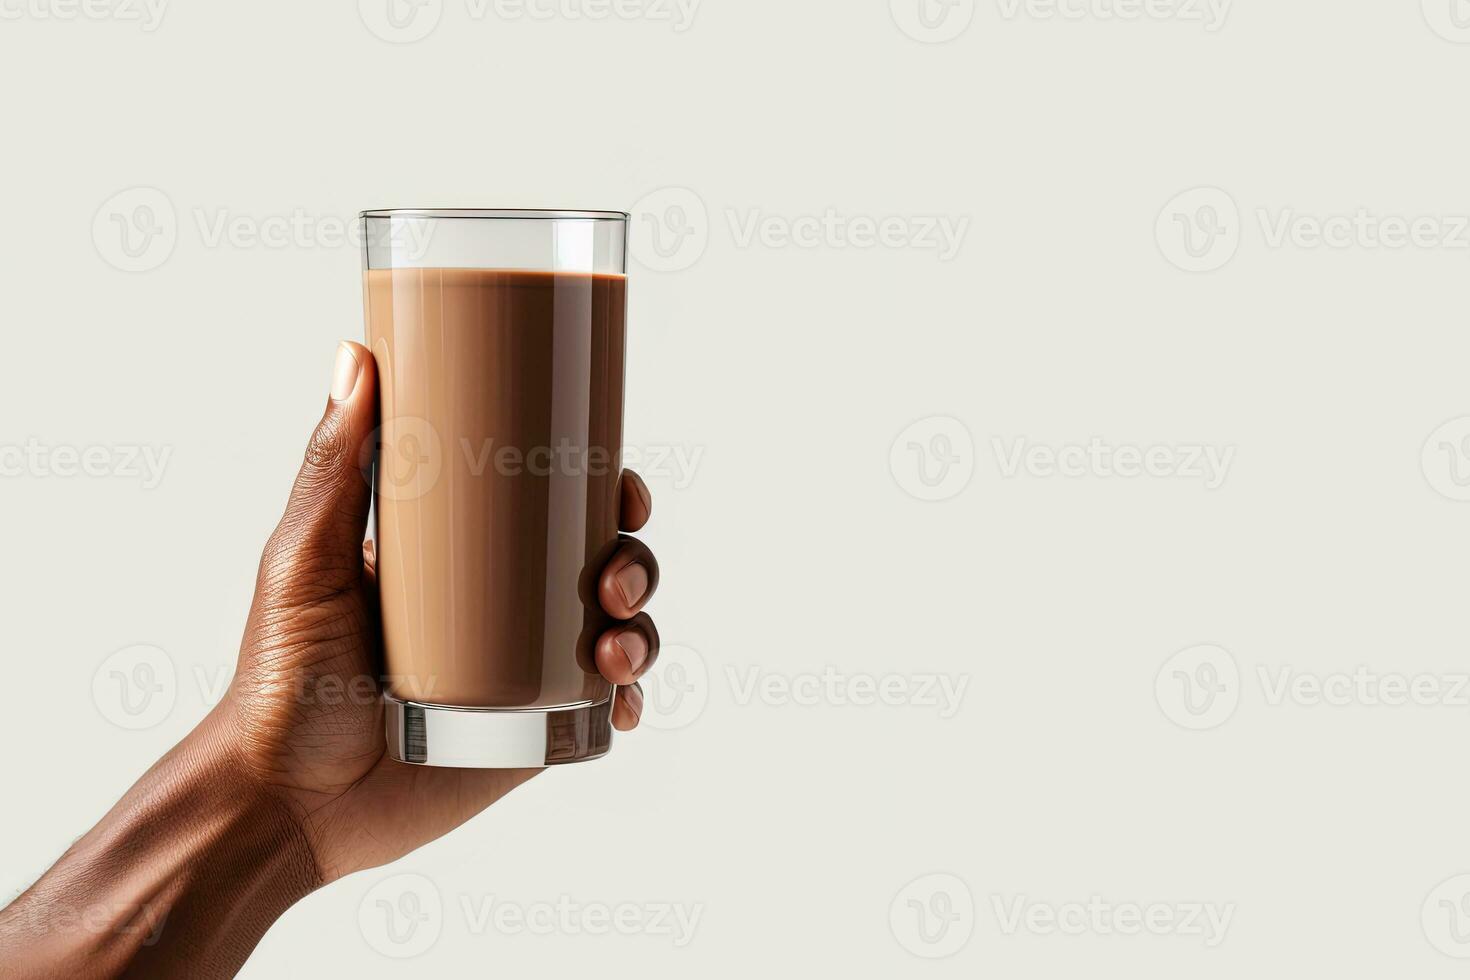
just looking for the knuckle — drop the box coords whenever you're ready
[304,410,352,473]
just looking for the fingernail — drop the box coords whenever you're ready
[623,684,644,720]
[330,343,361,401]
[615,562,649,608]
[616,629,648,674]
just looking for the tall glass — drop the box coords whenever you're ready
[361,209,628,767]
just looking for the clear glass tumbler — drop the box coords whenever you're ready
[361,209,629,767]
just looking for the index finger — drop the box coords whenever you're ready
[619,470,652,532]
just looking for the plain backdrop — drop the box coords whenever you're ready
[5,0,1470,975]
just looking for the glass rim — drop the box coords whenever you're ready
[360,208,629,221]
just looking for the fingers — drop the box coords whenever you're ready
[619,470,653,532]
[597,537,660,619]
[260,342,378,596]
[362,539,378,589]
[612,683,644,732]
[601,490,657,733]
[594,613,660,685]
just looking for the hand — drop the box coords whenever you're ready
[217,341,661,883]
[0,342,660,979]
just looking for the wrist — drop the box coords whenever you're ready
[144,704,325,956]
[0,707,322,979]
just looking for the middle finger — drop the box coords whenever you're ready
[598,537,660,619]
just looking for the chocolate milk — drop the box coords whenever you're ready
[365,268,627,709]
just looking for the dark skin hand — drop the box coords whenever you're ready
[0,341,660,979]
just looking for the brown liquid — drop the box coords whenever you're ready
[365,268,626,708]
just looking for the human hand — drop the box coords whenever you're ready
[0,342,662,979]
[217,341,661,883]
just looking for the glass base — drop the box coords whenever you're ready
[384,694,614,768]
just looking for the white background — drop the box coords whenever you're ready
[4,0,1470,975]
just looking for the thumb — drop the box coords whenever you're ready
[261,341,378,593]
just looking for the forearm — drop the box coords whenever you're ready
[0,713,320,979]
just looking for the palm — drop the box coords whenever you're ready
[229,548,538,881]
